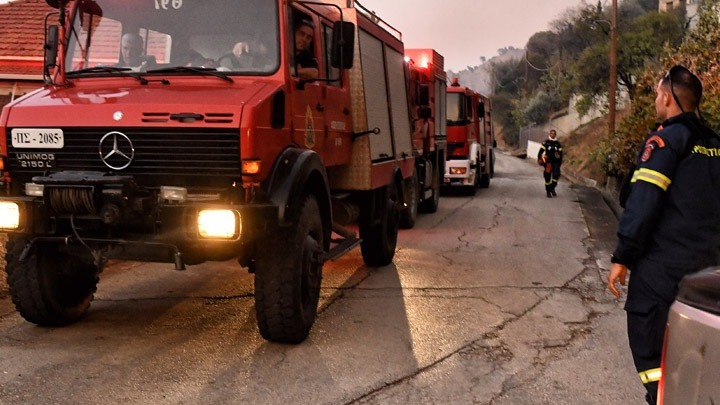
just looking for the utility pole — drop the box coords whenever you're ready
[608,0,618,136]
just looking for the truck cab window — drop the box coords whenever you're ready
[64,0,279,75]
[323,24,340,85]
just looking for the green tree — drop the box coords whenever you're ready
[600,0,720,179]
[570,6,683,114]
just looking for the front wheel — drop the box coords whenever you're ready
[254,195,324,343]
[5,236,99,326]
[359,183,400,267]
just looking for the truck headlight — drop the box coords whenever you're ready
[0,202,20,230]
[197,209,240,239]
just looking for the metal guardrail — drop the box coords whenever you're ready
[518,125,547,150]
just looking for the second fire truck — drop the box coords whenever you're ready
[400,49,447,228]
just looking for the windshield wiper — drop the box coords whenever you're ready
[146,66,234,83]
[66,66,148,84]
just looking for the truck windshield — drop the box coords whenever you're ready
[65,0,279,76]
[446,93,466,126]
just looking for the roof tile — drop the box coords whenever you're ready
[0,0,54,76]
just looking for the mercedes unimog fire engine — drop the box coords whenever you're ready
[399,48,446,228]
[444,82,495,195]
[0,0,417,343]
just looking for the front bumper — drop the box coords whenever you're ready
[444,160,475,186]
[0,194,279,267]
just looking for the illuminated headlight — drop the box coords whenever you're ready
[450,167,467,175]
[0,202,20,230]
[160,186,187,203]
[197,209,241,239]
[25,183,44,197]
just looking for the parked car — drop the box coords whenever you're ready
[659,267,720,404]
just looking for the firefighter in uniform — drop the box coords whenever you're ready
[608,65,720,405]
[537,129,563,197]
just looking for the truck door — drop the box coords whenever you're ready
[319,21,351,167]
[289,10,326,155]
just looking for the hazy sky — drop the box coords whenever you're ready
[358,0,590,71]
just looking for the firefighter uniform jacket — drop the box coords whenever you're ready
[538,139,563,164]
[612,112,720,299]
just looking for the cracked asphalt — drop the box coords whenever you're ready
[0,152,645,404]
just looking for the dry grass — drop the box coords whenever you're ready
[562,110,630,189]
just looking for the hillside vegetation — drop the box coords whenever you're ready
[480,0,720,194]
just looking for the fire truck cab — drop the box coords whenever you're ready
[0,0,415,343]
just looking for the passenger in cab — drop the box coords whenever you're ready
[118,33,155,69]
[293,19,319,79]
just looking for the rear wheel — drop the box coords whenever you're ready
[254,195,324,344]
[5,236,99,326]
[399,169,419,229]
[478,156,491,188]
[419,160,441,213]
[489,150,496,178]
[359,183,400,267]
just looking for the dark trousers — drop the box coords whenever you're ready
[625,259,673,405]
[543,162,561,192]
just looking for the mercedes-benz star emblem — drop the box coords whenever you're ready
[99,131,135,170]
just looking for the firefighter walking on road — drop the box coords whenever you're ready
[607,65,720,405]
[537,129,563,198]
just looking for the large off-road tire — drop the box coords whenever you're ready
[359,182,400,267]
[399,169,419,229]
[5,236,99,326]
[419,161,441,214]
[254,195,324,344]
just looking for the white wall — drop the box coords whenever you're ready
[528,140,542,162]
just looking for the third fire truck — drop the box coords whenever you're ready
[444,81,495,194]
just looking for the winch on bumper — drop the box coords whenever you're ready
[0,171,278,270]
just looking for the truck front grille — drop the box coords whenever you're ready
[6,128,241,188]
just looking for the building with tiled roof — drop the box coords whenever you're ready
[0,0,53,106]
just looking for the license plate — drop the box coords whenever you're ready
[11,128,64,149]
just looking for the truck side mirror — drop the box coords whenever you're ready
[45,0,67,8]
[79,0,103,16]
[418,106,432,120]
[478,102,485,118]
[332,21,355,69]
[418,84,430,106]
[44,25,59,77]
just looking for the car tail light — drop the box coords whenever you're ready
[657,324,670,404]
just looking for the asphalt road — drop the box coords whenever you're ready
[0,152,646,404]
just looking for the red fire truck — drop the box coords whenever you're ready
[444,82,495,194]
[400,49,447,228]
[0,0,417,343]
